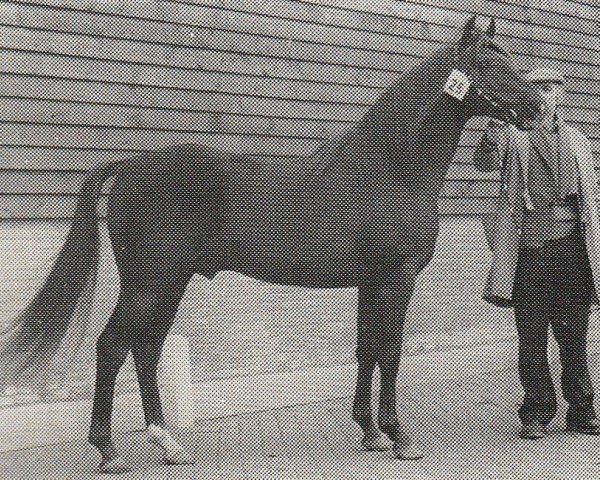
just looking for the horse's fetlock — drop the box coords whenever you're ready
[88,433,117,459]
[352,410,373,430]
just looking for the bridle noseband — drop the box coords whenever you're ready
[475,86,518,123]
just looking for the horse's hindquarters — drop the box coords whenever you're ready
[105,151,227,280]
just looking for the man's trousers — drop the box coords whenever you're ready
[512,228,596,426]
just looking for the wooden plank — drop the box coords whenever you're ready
[176,0,598,47]
[0,171,82,195]
[9,0,600,71]
[405,0,598,37]
[0,146,308,171]
[11,97,600,149]
[190,0,600,52]
[4,74,600,131]
[0,15,397,92]
[0,97,347,139]
[0,123,320,155]
[0,169,498,195]
[0,23,429,80]
[0,123,482,159]
[3,49,600,123]
[0,195,83,219]
[5,0,591,86]
[0,145,442,172]
[0,3,426,83]
[523,0,598,18]
[3,91,600,149]
[1,143,599,174]
[0,73,368,123]
[3,72,600,122]
[4,4,600,84]
[0,49,385,107]
[0,147,140,171]
[0,145,335,172]
[3,38,600,117]
[11,121,599,155]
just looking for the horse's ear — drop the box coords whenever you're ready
[486,17,496,38]
[460,15,478,44]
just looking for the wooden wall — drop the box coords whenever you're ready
[1,0,600,218]
[1,0,600,398]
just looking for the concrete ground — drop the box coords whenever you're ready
[3,351,600,480]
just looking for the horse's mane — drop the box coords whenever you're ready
[316,43,456,175]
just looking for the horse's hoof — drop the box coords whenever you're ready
[394,443,426,460]
[361,432,393,451]
[164,448,195,465]
[98,456,132,474]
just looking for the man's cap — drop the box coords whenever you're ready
[525,67,565,84]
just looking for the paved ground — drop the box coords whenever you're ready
[3,354,600,480]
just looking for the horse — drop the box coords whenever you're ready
[0,15,543,473]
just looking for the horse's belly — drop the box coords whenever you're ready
[219,231,363,288]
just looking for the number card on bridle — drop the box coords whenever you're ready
[443,69,472,101]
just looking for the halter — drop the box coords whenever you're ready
[474,85,518,123]
[447,46,518,123]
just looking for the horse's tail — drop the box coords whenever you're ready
[0,161,121,390]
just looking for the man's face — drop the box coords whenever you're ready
[533,81,564,117]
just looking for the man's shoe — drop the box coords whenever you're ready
[566,417,600,435]
[519,421,547,440]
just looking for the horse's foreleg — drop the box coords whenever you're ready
[376,264,425,460]
[353,282,392,451]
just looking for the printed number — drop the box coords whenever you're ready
[446,78,468,97]
[443,70,471,101]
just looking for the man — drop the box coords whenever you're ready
[474,67,600,439]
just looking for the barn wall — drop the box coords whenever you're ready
[2,0,600,218]
[1,0,600,396]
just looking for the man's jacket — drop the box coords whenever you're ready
[473,117,600,307]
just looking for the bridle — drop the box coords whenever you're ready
[474,86,518,123]
[408,43,519,147]
[452,45,519,124]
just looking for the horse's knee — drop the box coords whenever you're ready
[355,345,378,366]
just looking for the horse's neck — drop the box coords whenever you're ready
[404,95,470,190]
[326,47,469,195]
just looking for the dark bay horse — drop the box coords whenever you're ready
[0,16,542,473]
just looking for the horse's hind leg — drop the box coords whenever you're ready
[88,275,193,473]
[128,276,195,465]
[88,291,137,473]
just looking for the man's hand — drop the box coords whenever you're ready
[473,119,508,172]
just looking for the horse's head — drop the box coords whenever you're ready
[450,16,543,129]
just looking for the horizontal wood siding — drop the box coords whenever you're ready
[1,0,600,217]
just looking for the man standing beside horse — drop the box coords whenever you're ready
[475,67,600,439]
